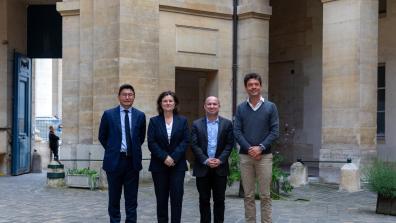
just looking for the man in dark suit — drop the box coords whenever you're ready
[98,84,146,223]
[191,96,234,223]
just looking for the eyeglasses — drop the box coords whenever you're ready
[120,93,135,98]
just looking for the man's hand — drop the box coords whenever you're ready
[164,155,175,167]
[207,158,221,168]
[248,146,262,160]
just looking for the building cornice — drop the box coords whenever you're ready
[159,0,233,20]
[237,3,272,20]
[321,0,339,3]
[56,0,80,17]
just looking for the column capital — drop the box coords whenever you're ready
[56,0,80,17]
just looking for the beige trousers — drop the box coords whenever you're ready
[240,153,273,223]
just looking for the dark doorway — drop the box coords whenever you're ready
[27,5,62,58]
[175,68,218,125]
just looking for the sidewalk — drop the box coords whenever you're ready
[0,173,394,223]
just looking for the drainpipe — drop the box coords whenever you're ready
[232,0,239,116]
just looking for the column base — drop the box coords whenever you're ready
[319,145,377,183]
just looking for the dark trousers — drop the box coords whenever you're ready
[196,169,227,223]
[152,170,185,223]
[51,147,59,161]
[106,155,139,223]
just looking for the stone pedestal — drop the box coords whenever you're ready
[47,161,65,187]
[339,163,360,192]
[289,162,308,187]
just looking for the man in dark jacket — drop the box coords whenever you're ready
[98,84,146,223]
[48,125,59,161]
[191,96,234,223]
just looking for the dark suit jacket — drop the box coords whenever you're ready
[191,116,234,177]
[147,114,189,172]
[98,106,146,172]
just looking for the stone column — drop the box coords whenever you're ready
[57,0,81,171]
[79,0,93,145]
[91,0,160,138]
[52,59,62,118]
[320,0,378,183]
[117,0,159,165]
[237,0,271,102]
[57,0,80,147]
[57,0,159,171]
[118,0,159,118]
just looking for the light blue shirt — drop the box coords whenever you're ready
[207,117,219,159]
[120,106,132,152]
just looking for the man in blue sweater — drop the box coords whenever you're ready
[234,73,279,223]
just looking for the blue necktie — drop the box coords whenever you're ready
[124,110,132,155]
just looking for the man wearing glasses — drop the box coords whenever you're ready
[99,84,146,223]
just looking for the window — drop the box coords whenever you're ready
[377,64,385,139]
[379,0,387,16]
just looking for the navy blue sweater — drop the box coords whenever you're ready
[234,100,279,154]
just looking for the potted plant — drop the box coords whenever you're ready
[227,149,293,199]
[365,160,396,215]
[66,168,99,190]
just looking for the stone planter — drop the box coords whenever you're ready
[376,194,396,216]
[66,174,99,190]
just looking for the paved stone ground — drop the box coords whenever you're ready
[0,173,395,223]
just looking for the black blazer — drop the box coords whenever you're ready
[98,106,146,172]
[191,116,234,177]
[147,114,189,172]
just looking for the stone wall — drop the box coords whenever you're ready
[0,0,8,174]
[268,0,323,165]
[0,0,27,175]
[159,3,233,119]
[378,0,396,161]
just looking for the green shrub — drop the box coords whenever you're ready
[227,149,241,187]
[365,160,396,199]
[67,168,98,182]
[272,154,293,194]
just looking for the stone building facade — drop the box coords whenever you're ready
[0,0,395,183]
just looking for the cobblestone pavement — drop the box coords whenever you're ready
[0,173,395,223]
